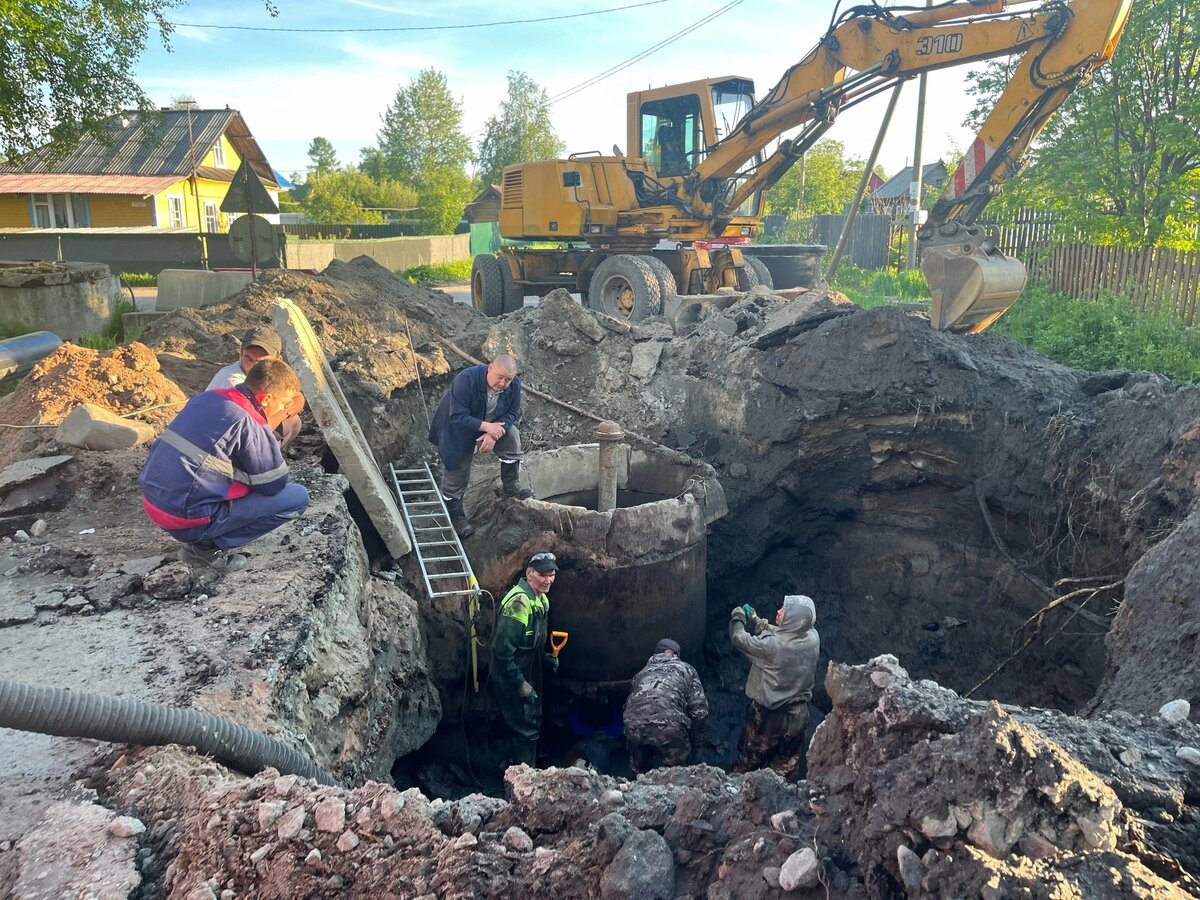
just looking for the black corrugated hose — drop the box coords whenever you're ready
[0,678,337,786]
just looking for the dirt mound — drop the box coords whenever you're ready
[0,342,184,467]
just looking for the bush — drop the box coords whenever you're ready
[121,272,157,287]
[401,260,473,286]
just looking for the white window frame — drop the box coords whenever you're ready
[213,138,226,168]
[204,200,219,232]
[167,195,185,227]
[31,193,84,228]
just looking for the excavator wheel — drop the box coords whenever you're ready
[499,256,524,313]
[471,254,506,317]
[738,256,774,291]
[588,255,663,322]
[642,256,678,301]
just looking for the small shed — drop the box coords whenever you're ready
[870,160,949,217]
[465,185,504,256]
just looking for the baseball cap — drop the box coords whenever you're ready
[527,550,558,573]
[241,326,282,357]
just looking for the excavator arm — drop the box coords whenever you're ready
[673,0,1132,331]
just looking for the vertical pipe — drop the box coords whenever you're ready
[593,421,624,513]
[826,83,904,286]
[906,0,931,271]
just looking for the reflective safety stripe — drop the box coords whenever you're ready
[159,428,250,485]
[248,461,288,484]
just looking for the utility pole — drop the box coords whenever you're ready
[906,0,932,271]
[182,100,208,270]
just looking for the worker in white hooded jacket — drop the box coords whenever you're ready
[729,594,820,781]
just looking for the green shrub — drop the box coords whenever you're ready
[401,260,473,286]
[77,334,120,351]
[121,272,157,287]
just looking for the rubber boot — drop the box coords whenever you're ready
[499,461,534,500]
[445,497,475,538]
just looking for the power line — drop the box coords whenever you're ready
[170,0,676,33]
[545,0,745,107]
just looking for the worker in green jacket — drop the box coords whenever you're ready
[491,550,558,768]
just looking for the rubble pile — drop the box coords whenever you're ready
[3,256,1200,897]
[0,342,185,467]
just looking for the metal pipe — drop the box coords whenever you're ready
[0,677,337,785]
[825,83,905,285]
[593,421,624,513]
[0,331,62,382]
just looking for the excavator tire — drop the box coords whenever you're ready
[738,256,774,291]
[499,256,523,313]
[471,254,505,317]
[588,255,663,322]
[642,255,678,301]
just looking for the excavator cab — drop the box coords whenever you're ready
[627,76,763,219]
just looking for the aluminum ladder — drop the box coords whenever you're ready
[388,462,485,691]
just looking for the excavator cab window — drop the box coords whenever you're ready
[710,78,761,217]
[640,94,700,178]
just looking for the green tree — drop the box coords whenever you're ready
[303,168,417,225]
[766,140,868,217]
[1,0,183,160]
[476,71,565,187]
[306,137,340,177]
[373,68,473,234]
[964,0,1200,248]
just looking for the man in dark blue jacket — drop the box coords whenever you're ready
[140,359,310,573]
[428,354,532,537]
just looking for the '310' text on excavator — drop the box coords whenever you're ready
[471,0,1132,333]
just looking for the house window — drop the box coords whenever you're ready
[168,195,185,227]
[204,201,219,232]
[213,139,226,168]
[30,193,89,228]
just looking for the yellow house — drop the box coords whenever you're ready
[0,108,279,232]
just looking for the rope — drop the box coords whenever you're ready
[402,315,434,434]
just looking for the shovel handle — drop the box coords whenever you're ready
[549,631,569,658]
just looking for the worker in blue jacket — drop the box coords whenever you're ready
[428,354,532,537]
[140,358,309,573]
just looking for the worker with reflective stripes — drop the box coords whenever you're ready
[139,358,309,572]
[491,550,558,767]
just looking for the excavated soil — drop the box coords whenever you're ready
[2,255,1199,898]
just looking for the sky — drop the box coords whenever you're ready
[134,0,989,184]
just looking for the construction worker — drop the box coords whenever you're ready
[140,359,309,573]
[623,638,709,774]
[729,595,820,781]
[208,326,302,448]
[427,354,532,537]
[491,550,558,768]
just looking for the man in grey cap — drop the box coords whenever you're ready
[623,637,709,774]
[729,594,820,780]
[208,326,302,447]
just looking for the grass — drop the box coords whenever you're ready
[830,263,1200,383]
[401,259,473,286]
[76,299,135,351]
[120,272,157,287]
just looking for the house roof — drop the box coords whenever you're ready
[0,173,180,196]
[0,108,278,189]
[872,160,949,200]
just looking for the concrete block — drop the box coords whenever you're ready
[0,261,119,341]
[55,403,156,451]
[156,269,254,311]
[272,298,411,558]
[0,455,73,494]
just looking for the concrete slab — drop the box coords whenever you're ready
[156,269,254,311]
[272,298,412,558]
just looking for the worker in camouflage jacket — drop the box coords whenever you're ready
[623,638,709,774]
[729,594,820,781]
[491,550,558,767]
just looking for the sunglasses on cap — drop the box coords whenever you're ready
[529,552,556,563]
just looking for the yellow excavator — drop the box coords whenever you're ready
[472,0,1132,333]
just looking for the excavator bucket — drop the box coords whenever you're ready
[923,246,1028,334]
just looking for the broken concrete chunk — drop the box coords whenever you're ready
[335,830,360,852]
[0,455,73,494]
[599,828,674,900]
[779,847,822,891]
[275,806,306,840]
[629,342,664,382]
[1159,699,1191,722]
[314,798,346,833]
[109,816,146,838]
[29,519,47,537]
[1177,747,1200,766]
[118,555,167,577]
[0,600,36,627]
[502,826,533,853]
[0,479,60,516]
[56,403,156,451]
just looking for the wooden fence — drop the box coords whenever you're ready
[1028,243,1200,325]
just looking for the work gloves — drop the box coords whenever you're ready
[544,653,559,673]
[742,603,755,619]
[518,681,538,703]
